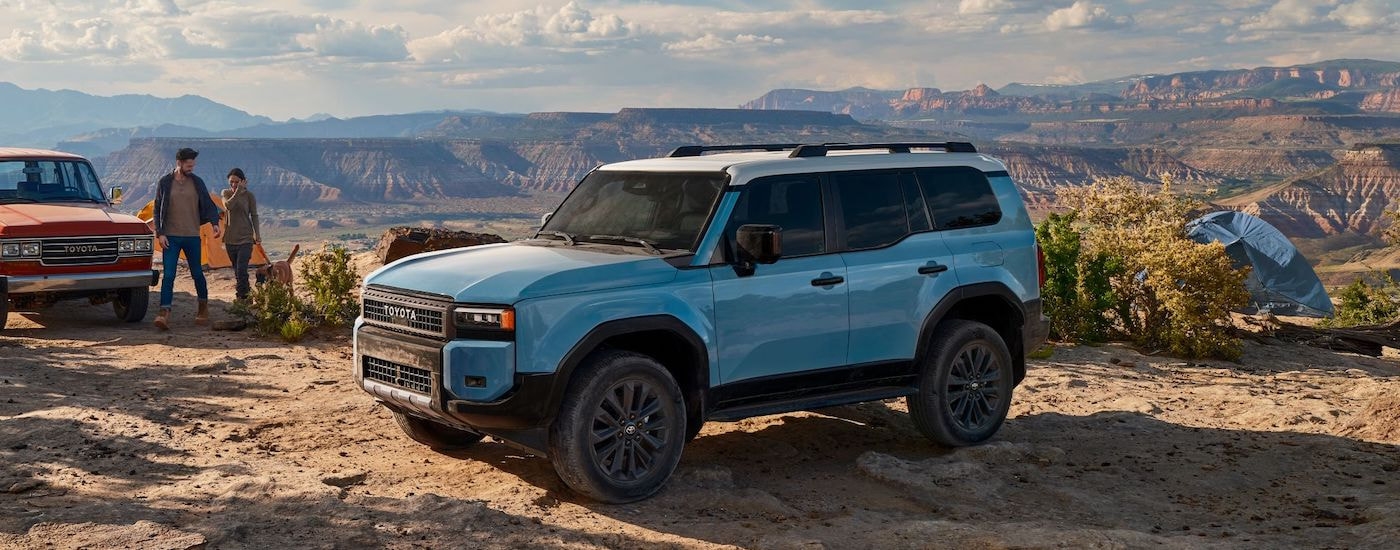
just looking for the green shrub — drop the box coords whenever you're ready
[299,244,361,328]
[1322,275,1400,327]
[1044,175,1251,360]
[240,280,313,338]
[280,316,311,343]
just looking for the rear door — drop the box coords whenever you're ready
[834,170,958,366]
[915,167,1007,286]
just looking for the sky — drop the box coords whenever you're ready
[1,0,1398,120]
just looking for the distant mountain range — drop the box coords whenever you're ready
[0,82,273,148]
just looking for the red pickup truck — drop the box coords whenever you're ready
[0,148,158,329]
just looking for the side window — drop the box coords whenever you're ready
[726,176,825,257]
[832,171,909,250]
[901,172,931,232]
[916,167,1002,230]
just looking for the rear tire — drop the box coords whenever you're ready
[908,319,1014,447]
[114,287,150,322]
[392,411,484,451]
[549,350,687,503]
[0,291,8,331]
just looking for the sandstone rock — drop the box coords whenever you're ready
[373,227,506,264]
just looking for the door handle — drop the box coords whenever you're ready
[918,263,949,275]
[810,275,845,287]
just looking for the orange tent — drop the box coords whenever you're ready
[136,192,270,269]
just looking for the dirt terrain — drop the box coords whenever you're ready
[2,265,1399,549]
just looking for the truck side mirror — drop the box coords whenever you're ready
[540,212,553,227]
[734,224,782,276]
[108,186,124,205]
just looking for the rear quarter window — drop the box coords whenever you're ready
[915,167,1002,230]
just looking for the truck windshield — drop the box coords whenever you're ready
[0,160,107,204]
[542,171,726,252]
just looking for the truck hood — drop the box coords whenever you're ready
[365,242,680,304]
[0,203,150,237]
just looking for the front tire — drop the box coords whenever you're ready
[392,411,484,451]
[114,287,150,322]
[549,350,687,503]
[0,291,8,331]
[908,319,1015,447]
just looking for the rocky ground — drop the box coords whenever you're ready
[2,266,1399,549]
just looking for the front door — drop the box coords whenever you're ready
[711,175,848,384]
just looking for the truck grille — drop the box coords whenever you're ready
[41,237,119,266]
[363,356,433,394]
[362,287,448,339]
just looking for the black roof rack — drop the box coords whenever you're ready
[788,142,977,158]
[667,144,803,157]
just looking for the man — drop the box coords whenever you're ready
[152,147,222,330]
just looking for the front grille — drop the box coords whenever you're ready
[363,356,433,394]
[41,237,119,266]
[362,287,448,339]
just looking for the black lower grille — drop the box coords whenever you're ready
[363,356,433,394]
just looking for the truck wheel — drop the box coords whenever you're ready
[908,319,1014,447]
[549,350,686,503]
[0,292,8,331]
[113,287,150,322]
[392,411,484,450]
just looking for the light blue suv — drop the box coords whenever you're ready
[353,142,1048,502]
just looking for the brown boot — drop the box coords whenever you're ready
[154,308,170,331]
[195,300,209,326]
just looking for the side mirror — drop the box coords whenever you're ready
[108,186,124,205]
[735,224,782,274]
[540,212,553,227]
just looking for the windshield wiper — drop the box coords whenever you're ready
[536,230,577,246]
[585,235,660,255]
[0,198,38,204]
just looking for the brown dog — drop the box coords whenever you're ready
[257,244,299,286]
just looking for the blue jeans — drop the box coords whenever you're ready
[160,235,207,309]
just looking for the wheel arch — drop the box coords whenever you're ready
[547,315,710,435]
[915,283,1027,384]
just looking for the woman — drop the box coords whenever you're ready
[221,168,261,302]
[153,147,221,330]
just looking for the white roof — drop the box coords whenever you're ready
[0,147,86,161]
[596,150,1010,184]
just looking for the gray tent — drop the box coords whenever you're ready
[1186,210,1334,318]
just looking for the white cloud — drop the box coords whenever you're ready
[1045,1,1133,31]
[408,1,639,64]
[1328,0,1398,29]
[959,0,1012,14]
[303,19,409,61]
[0,18,130,61]
[1240,0,1334,31]
[664,33,785,54]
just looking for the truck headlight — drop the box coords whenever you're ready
[453,307,515,331]
[1,243,19,257]
[135,238,152,251]
[21,242,40,257]
[119,239,135,252]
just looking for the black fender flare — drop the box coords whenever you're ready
[913,282,1027,380]
[544,315,711,423]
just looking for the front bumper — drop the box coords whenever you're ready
[353,323,555,455]
[2,269,159,294]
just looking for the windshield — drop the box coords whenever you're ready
[543,171,726,252]
[0,160,107,205]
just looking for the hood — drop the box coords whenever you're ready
[365,242,680,304]
[0,203,150,237]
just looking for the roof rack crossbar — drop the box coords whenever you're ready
[667,144,804,157]
[788,142,977,158]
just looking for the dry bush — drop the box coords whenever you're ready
[230,243,361,341]
[1043,175,1251,360]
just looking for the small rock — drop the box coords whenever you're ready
[322,471,368,488]
[8,480,43,494]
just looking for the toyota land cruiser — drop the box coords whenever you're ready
[0,148,157,329]
[353,142,1047,502]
